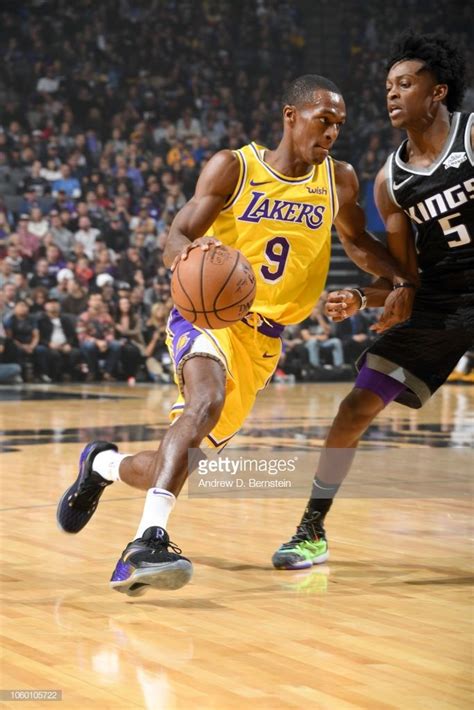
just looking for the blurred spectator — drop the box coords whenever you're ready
[45,244,66,282]
[144,270,171,310]
[97,274,117,315]
[74,255,94,289]
[37,65,61,94]
[4,241,24,274]
[74,216,101,259]
[130,285,149,320]
[76,294,122,381]
[0,320,23,384]
[300,300,344,368]
[1,283,18,320]
[13,272,31,304]
[114,296,145,380]
[0,259,16,289]
[17,214,40,268]
[29,258,55,290]
[117,246,144,286]
[49,268,75,302]
[27,207,49,240]
[20,161,50,198]
[176,109,202,141]
[276,324,311,381]
[61,279,89,318]
[37,299,81,382]
[4,300,43,382]
[104,215,129,253]
[29,286,49,319]
[0,212,12,249]
[52,164,81,199]
[49,210,75,258]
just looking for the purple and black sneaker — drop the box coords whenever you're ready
[110,526,193,596]
[56,440,118,534]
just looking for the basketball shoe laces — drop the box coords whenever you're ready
[124,528,185,560]
[140,535,183,556]
[280,510,325,549]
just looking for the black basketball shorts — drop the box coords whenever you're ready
[356,289,474,409]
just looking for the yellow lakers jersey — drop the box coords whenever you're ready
[210,142,338,325]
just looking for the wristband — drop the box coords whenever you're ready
[350,288,367,310]
[392,282,416,290]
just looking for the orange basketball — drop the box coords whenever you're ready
[171,245,256,329]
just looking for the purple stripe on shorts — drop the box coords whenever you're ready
[167,308,202,370]
[241,313,285,338]
[355,363,406,406]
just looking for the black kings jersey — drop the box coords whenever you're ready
[385,112,474,288]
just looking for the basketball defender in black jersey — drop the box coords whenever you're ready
[273,31,473,569]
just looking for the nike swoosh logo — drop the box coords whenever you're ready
[393,176,414,190]
[263,352,277,358]
[249,179,272,186]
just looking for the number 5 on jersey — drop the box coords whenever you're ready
[439,213,472,248]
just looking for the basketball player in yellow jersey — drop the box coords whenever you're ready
[57,75,415,596]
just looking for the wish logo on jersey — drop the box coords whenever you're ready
[238,190,326,230]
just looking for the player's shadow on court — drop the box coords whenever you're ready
[132,598,227,609]
[330,561,473,586]
[193,556,270,571]
[404,576,474,586]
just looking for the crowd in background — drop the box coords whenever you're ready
[0,0,305,384]
[0,0,472,385]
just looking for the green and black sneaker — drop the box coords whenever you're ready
[272,510,329,570]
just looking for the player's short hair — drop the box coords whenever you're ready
[282,75,342,109]
[386,31,466,112]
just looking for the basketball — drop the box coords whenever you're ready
[171,244,257,329]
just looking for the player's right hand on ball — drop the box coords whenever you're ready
[171,237,222,271]
[325,290,359,322]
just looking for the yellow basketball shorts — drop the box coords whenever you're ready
[166,308,282,447]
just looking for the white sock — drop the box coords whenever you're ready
[135,488,176,539]
[93,450,129,481]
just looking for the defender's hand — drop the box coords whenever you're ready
[171,237,222,271]
[371,286,415,333]
[325,290,360,322]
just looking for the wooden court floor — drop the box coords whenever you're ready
[0,382,472,709]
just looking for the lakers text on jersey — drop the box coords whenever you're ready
[209,142,338,326]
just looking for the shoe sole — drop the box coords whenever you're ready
[110,560,193,596]
[56,484,78,534]
[272,550,330,570]
[56,441,116,534]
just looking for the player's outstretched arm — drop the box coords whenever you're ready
[333,160,417,328]
[163,150,240,268]
[333,161,411,283]
[370,166,419,332]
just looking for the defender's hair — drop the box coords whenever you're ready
[387,31,466,112]
[282,74,341,108]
